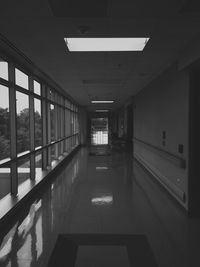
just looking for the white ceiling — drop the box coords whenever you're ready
[0,0,200,111]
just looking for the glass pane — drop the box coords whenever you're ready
[0,85,10,161]
[60,108,64,138]
[34,99,42,147]
[66,138,71,153]
[65,99,70,108]
[70,137,72,151]
[65,109,67,137]
[0,58,8,80]
[76,134,79,146]
[59,95,64,106]
[0,165,10,199]
[34,80,41,95]
[15,68,29,90]
[73,113,75,134]
[48,89,55,101]
[51,144,57,163]
[18,157,30,186]
[61,140,65,154]
[91,118,108,145]
[50,104,56,142]
[66,110,71,137]
[57,106,61,140]
[57,94,60,104]
[71,111,74,135]
[58,142,61,156]
[35,152,42,180]
[16,92,30,154]
[75,113,79,134]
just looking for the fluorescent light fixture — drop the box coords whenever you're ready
[95,110,109,112]
[91,100,114,104]
[96,166,108,170]
[64,38,150,52]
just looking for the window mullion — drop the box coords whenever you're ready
[29,76,35,180]
[9,63,18,195]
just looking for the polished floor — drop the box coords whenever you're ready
[0,147,200,267]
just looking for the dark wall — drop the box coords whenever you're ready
[188,66,200,216]
[133,64,189,210]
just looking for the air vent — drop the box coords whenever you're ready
[180,0,200,13]
[48,0,108,17]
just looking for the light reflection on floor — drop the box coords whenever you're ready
[91,195,113,206]
[0,147,200,267]
[0,199,43,267]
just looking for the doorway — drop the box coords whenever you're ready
[91,117,109,145]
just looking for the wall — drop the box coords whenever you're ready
[133,64,189,210]
[111,98,133,139]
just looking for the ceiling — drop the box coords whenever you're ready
[0,0,200,111]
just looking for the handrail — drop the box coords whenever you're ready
[133,137,186,169]
[134,153,186,203]
[0,133,79,168]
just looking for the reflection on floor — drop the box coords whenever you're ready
[89,145,111,156]
[0,147,200,267]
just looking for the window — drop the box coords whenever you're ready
[34,80,41,95]
[65,99,70,109]
[51,144,57,163]
[17,157,30,186]
[48,89,55,101]
[16,92,30,154]
[15,68,29,89]
[34,99,42,147]
[65,109,70,137]
[0,58,8,80]
[35,152,42,180]
[91,118,108,145]
[60,107,64,138]
[0,164,11,199]
[50,104,56,142]
[0,85,10,161]
[0,52,80,201]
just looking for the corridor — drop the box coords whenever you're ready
[0,147,199,267]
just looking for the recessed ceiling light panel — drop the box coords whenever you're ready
[64,38,150,52]
[91,100,114,103]
[95,110,109,112]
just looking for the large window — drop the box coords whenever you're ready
[16,91,30,154]
[0,85,10,161]
[0,53,80,202]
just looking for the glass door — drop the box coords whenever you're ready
[91,117,108,145]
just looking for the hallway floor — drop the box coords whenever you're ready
[0,147,200,267]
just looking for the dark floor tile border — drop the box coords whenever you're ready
[48,234,157,267]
